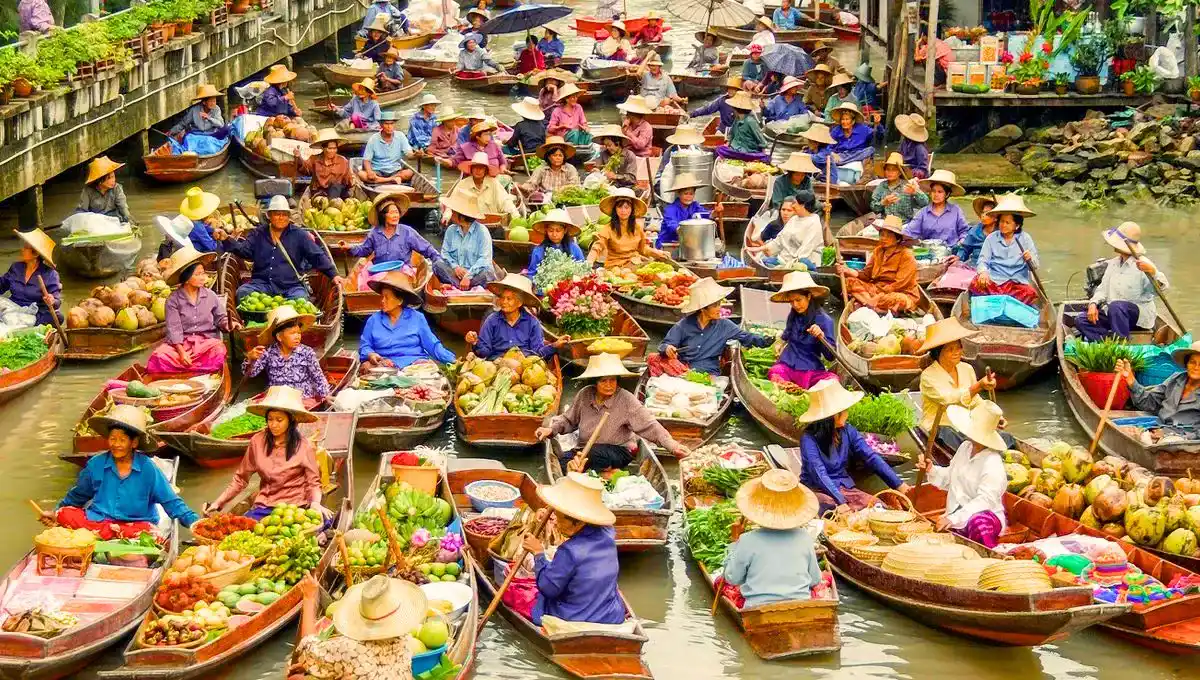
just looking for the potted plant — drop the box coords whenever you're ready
[1188,75,1200,102]
[1053,72,1070,95]
[1069,35,1109,94]
[1066,338,1144,410]
[1122,64,1159,95]
[1008,48,1050,95]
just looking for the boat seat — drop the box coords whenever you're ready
[449,459,508,472]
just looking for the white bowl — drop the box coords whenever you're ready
[420,581,474,621]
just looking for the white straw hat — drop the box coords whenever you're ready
[486,273,540,308]
[917,317,978,354]
[1103,221,1145,255]
[797,379,864,423]
[770,271,830,302]
[679,277,734,315]
[333,575,427,642]
[735,469,819,529]
[918,169,965,197]
[537,472,616,526]
[575,353,640,380]
[256,305,316,347]
[984,193,1036,218]
[88,403,149,438]
[247,385,319,423]
[511,97,545,121]
[946,401,1007,451]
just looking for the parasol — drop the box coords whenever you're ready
[478,4,574,35]
[761,43,814,77]
[666,0,757,28]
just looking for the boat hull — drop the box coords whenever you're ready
[142,143,231,183]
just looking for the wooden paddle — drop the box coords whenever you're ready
[917,404,947,492]
[27,499,47,520]
[1013,238,1047,302]
[335,532,356,587]
[1089,369,1125,456]
[36,275,68,349]
[570,411,610,472]
[1120,235,1188,335]
[984,364,997,403]
[714,192,727,246]
[815,334,855,380]
[822,155,835,248]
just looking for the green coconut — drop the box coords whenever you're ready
[1034,468,1064,496]
[1006,463,1031,494]
[1126,504,1167,546]
[1061,446,1093,484]
[1160,527,1198,556]
[1080,506,1100,529]
[1084,474,1115,505]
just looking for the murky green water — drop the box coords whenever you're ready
[10,3,1200,678]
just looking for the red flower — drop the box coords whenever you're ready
[1019,52,1032,63]
[1000,51,1014,64]
[1042,41,1052,54]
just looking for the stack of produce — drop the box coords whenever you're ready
[682,445,765,570]
[217,578,288,614]
[192,514,257,543]
[577,216,607,251]
[252,504,325,541]
[587,338,633,356]
[351,361,451,416]
[353,482,454,549]
[253,535,322,586]
[847,393,915,458]
[210,411,267,440]
[303,195,370,232]
[247,115,317,156]
[596,470,664,509]
[552,185,610,207]
[155,574,221,613]
[1,608,79,638]
[741,345,812,425]
[139,618,207,647]
[168,544,252,578]
[844,306,936,358]
[217,530,274,558]
[643,374,726,420]
[717,159,779,191]
[545,274,617,338]
[35,526,97,549]
[603,263,699,307]
[65,277,171,331]
[0,327,51,372]
[454,348,558,416]
[531,248,593,293]
[351,480,464,587]
[237,293,320,317]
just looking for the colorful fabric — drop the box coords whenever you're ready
[657,200,709,247]
[623,119,653,157]
[532,524,625,626]
[0,260,59,326]
[59,452,198,527]
[904,202,969,246]
[363,131,413,177]
[360,307,456,367]
[475,309,556,360]
[968,278,1039,306]
[977,230,1038,286]
[146,336,226,374]
[953,510,1003,548]
[348,225,440,265]
[723,527,823,607]
[767,364,837,387]
[212,431,320,509]
[1088,255,1168,329]
[243,343,331,400]
[799,424,904,505]
[870,180,929,222]
[517,47,546,74]
[660,315,772,374]
[77,184,132,223]
[221,224,338,296]
[777,308,835,372]
[548,386,679,451]
[56,506,156,541]
[163,286,225,346]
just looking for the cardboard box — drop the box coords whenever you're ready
[979,36,1001,63]
[986,63,1008,91]
[947,63,967,91]
[967,62,989,86]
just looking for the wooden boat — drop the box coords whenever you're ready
[455,357,563,449]
[354,366,453,453]
[540,305,651,368]
[57,236,142,280]
[608,262,729,330]
[452,71,518,94]
[403,58,457,78]
[446,461,652,679]
[836,214,950,286]
[835,282,942,392]
[544,438,674,550]
[231,123,304,185]
[422,269,500,337]
[572,16,654,35]
[65,363,232,466]
[680,450,842,659]
[1057,301,1193,474]
[635,354,732,450]
[314,62,377,88]
[831,181,874,216]
[707,25,835,48]
[216,250,344,359]
[672,71,725,99]
[950,292,1056,391]
[312,74,427,112]
[344,254,432,320]
[154,353,359,468]
[142,141,232,183]
[578,73,636,102]
[0,330,62,404]
[352,30,445,53]
[358,160,442,210]
[62,322,166,362]
[0,458,180,680]
[298,185,373,259]
[712,157,769,206]
[643,110,686,127]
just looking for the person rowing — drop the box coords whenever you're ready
[659,278,773,375]
[0,228,59,327]
[1116,341,1200,429]
[917,318,1014,451]
[764,272,837,387]
[244,305,332,408]
[360,270,456,369]
[837,215,922,314]
[969,193,1040,306]
[466,273,567,360]
[1073,221,1169,342]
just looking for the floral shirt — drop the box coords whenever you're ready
[242,343,330,399]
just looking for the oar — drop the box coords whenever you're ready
[1121,235,1188,335]
[984,364,997,403]
[714,192,727,247]
[1089,371,1125,456]
[35,275,69,349]
[1014,238,1047,302]
[710,519,744,615]
[822,155,834,248]
[571,411,610,471]
[27,499,47,520]
[815,334,855,380]
[335,532,356,587]
[917,404,947,492]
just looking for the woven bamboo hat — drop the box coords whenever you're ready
[825,73,855,93]
[617,95,654,115]
[257,305,316,347]
[800,123,835,145]
[778,152,819,174]
[917,317,978,354]
[680,277,734,315]
[538,472,616,526]
[366,13,390,32]
[777,76,804,95]
[598,187,647,217]
[368,269,424,306]
[806,63,833,78]
[458,150,500,176]
[179,187,221,221]
[333,575,427,641]
[770,270,829,302]
[896,113,928,143]
[263,64,298,85]
[919,168,965,197]
[466,7,489,21]
[89,403,150,439]
[192,83,221,101]
[86,156,124,185]
[1103,221,1146,255]
[667,172,706,193]
[555,83,583,101]
[977,560,1053,593]
[881,152,910,179]
[810,41,834,58]
[797,379,864,423]
[592,124,628,144]
[947,401,1007,451]
[972,194,998,218]
[666,125,705,146]
[486,272,540,308]
[736,469,819,530]
[511,97,545,121]
[16,229,55,268]
[643,53,664,68]
[727,91,755,111]
[756,16,774,29]
[308,128,346,151]
[1172,341,1200,367]
[353,78,377,95]
[440,191,485,221]
[874,214,917,245]
[575,352,640,380]
[162,246,217,286]
[248,385,319,423]
[695,29,722,45]
[984,193,1036,218]
[830,100,864,123]
[532,207,580,236]
[532,68,577,86]
[417,92,441,107]
[536,136,575,159]
[724,75,743,90]
[368,191,411,226]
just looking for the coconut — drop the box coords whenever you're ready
[66,307,89,329]
[1084,474,1115,505]
[521,363,548,389]
[470,361,497,382]
[456,373,482,396]
[129,290,153,307]
[1061,446,1093,484]
[1034,468,1064,496]
[123,276,146,292]
[151,297,167,322]
[1127,466,1153,488]
[134,306,157,328]
[1006,463,1030,493]
[1092,485,1129,522]
[1052,484,1086,519]
[1187,506,1200,532]
[114,308,139,332]
[497,356,523,378]
[1126,505,1167,546]
[1165,494,1189,532]
[1026,492,1053,509]
[1002,449,1030,466]
[1100,523,1126,539]
[103,288,130,311]
[1177,472,1200,496]
[1160,528,1198,556]
[88,306,115,328]
[136,257,161,280]
[80,297,105,311]
[1080,506,1100,529]
[1089,459,1118,481]
[1144,476,1175,506]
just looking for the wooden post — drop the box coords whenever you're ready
[1187,6,1198,79]
[923,0,941,129]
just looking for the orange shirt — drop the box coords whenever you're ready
[861,244,920,306]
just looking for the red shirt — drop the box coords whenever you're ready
[517,47,545,74]
[636,23,664,44]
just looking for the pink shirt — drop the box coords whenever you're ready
[624,119,653,156]
[212,431,320,509]
[454,139,508,170]
[547,104,588,137]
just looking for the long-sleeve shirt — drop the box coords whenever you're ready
[517,48,546,74]
[0,261,59,326]
[243,343,331,399]
[772,6,804,27]
[164,286,226,346]
[339,96,381,130]
[363,38,390,65]
[359,1,398,34]
[690,95,734,132]
[257,85,300,117]
[687,45,721,71]
[531,524,625,626]
[19,0,53,32]
[599,148,638,188]
[441,220,493,277]
[741,59,767,82]
[298,154,354,195]
[903,202,969,246]
[450,177,518,218]
[60,453,198,527]
[778,309,834,371]
[508,119,547,155]
[359,307,456,366]
[453,140,508,171]
[1089,255,1168,329]
[660,316,771,374]
[770,173,814,209]
[221,224,338,292]
[348,225,440,264]
[763,94,807,122]
[871,180,928,222]
[188,220,219,253]
[363,131,413,177]
[918,361,983,432]
[457,48,499,73]
[596,37,632,60]
[538,37,565,58]
[927,441,1007,531]
[955,224,994,266]
[212,433,320,510]
[547,104,588,137]
[977,230,1038,286]
[799,424,904,505]
[1130,372,1200,427]
[475,309,555,360]
[525,164,580,194]
[169,103,225,136]
[623,119,653,157]
[723,527,823,607]
[804,83,829,111]
[528,241,584,280]
[590,221,652,268]
[860,244,919,300]
[899,138,930,176]
[830,122,877,165]
[549,385,679,451]
[77,184,132,223]
[764,213,824,266]
[428,124,458,159]
[640,72,677,102]
[852,81,880,109]
[657,200,709,247]
[728,115,766,154]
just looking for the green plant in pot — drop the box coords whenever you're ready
[1008,49,1050,94]
[1052,72,1071,94]
[1121,64,1158,95]
[1188,75,1200,102]
[1069,35,1109,94]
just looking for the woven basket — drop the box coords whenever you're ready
[977,561,1053,593]
[33,539,95,577]
[924,557,1002,588]
[881,542,975,580]
[827,530,878,550]
[905,532,958,545]
[867,489,917,539]
[848,543,894,565]
[895,520,935,542]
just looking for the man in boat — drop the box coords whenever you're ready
[811,42,843,75]
[42,405,200,539]
[407,93,440,150]
[77,156,133,224]
[450,151,519,219]
[375,48,406,93]
[773,0,805,28]
[357,110,416,184]
[358,0,401,37]
[763,76,807,122]
[244,306,333,406]
[0,228,59,327]
[169,84,229,141]
[1117,343,1200,429]
[435,193,499,291]
[659,277,773,375]
[214,195,344,301]
[689,76,741,133]
[256,64,303,118]
[465,273,565,359]
[723,469,826,606]
[360,270,456,368]
[636,54,686,111]
[1072,222,1169,342]
[656,173,718,249]
[803,64,833,111]
[295,129,355,200]
[837,215,921,314]
[535,353,691,473]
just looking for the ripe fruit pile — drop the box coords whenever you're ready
[252,504,324,540]
[342,539,389,568]
[416,561,461,582]
[169,545,251,578]
[155,574,220,613]
[141,619,206,647]
[193,514,257,542]
[254,536,322,585]
[237,293,320,316]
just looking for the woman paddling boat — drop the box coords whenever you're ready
[244,305,331,408]
[0,228,60,327]
[902,169,968,249]
[765,271,837,387]
[77,156,133,223]
[146,247,236,375]
[466,273,568,359]
[969,193,1040,305]
[361,269,456,369]
[1073,221,1169,342]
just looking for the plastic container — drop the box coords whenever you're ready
[1078,371,1130,411]
[465,480,521,512]
[970,295,1040,329]
[411,645,448,675]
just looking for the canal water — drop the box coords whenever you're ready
[9,2,1200,678]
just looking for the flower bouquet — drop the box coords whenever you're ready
[546,274,617,338]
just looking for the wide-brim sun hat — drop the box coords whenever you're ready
[917,317,979,354]
[797,379,864,423]
[536,136,576,159]
[874,214,918,245]
[896,113,929,143]
[367,269,424,306]
[575,352,641,381]
[486,273,541,308]
[592,124,628,144]
[800,123,835,145]
[854,63,874,82]
[756,16,774,29]
[727,91,755,111]
[555,83,583,101]
[778,76,804,94]
[88,403,149,439]
[162,246,217,286]
[192,83,220,101]
[256,304,317,347]
[365,13,390,32]
[155,214,195,249]
[368,191,412,226]
[830,100,864,123]
[263,64,298,85]
[417,92,441,107]
[679,277,734,315]
[457,150,499,177]
[86,156,125,185]
[598,187,647,217]
[667,172,706,193]
[511,97,545,121]
[617,95,654,115]
[440,192,485,221]
[770,271,829,303]
[984,193,1036,218]
[919,169,965,197]
[972,194,998,218]
[665,125,705,146]
[308,128,345,151]
[532,207,581,236]
[248,384,319,423]
[537,472,616,526]
[724,75,743,90]
[735,468,819,530]
[466,7,489,21]
[810,40,834,57]
[354,78,377,95]
[825,73,855,93]
[1172,341,1200,367]
[881,151,910,179]
[947,402,1007,451]
[694,30,721,45]
[1103,221,1146,256]
[178,187,220,221]
[643,53,663,67]
[531,68,577,86]
[779,152,819,174]
[806,63,833,78]
[16,228,56,268]
[333,575,427,642]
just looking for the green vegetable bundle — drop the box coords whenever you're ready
[749,376,810,425]
[211,413,267,440]
[354,482,453,544]
[701,464,767,497]
[685,500,742,571]
[0,329,49,371]
[683,370,713,386]
[1065,337,1146,374]
[552,185,610,207]
[846,392,915,438]
[742,346,778,381]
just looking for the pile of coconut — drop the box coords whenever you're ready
[65,258,172,331]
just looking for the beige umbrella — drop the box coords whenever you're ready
[667,0,757,29]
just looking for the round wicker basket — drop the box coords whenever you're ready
[867,489,917,539]
[977,561,1053,593]
[924,557,1002,588]
[847,543,894,566]
[880,542,975,580]
[826,530,878,550]
[895,520,935,542]
[905,532,958,545]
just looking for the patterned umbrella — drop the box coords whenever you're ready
[478,4,574,35]
[761,43,814,77]
[666,0,757,28]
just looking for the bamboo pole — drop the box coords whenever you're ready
[922,0,940,133]
[1090,372,1125,456]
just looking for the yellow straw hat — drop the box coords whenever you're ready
[797,379,864,423]
[917,317,978,354]
[972,194,998,218]
[882,151,910,179]
[247,385,319,423]
[162,246,217,286]
[88,403,149,438]
[179,186,221,221]
[537,472,616,526]
[769,270,829,303]
[727,91,755,111]
[367,269,424,306]
[332,575,427,642]
[735,469,819,529]
[16,229,55,268]
[536,136,576,159]
[263,64,298,85]
[598,187,647,217]
[368,191,411,226]
[256,305,316,347]
[946,401,1007,451]
[85,156,125,185]
[486,273,541,308]
[532,207,580,236]
[192,83,221,101]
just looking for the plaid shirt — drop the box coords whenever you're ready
[870,180,929,222]
[527,164,580,193]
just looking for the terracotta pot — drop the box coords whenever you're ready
[1075,75,1101,95]
[1190,89,1200,103]
[230,0,250,13]
[12,77,33,98]
[1055,84,1068,95]
[162,22,176,39]
[1122,79,1136,96]
[1014,82,1040,96]
[176,21,191,35]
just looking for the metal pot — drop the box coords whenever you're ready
[678,218,717,262]
[663,150,715,203]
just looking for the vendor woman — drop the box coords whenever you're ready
[466,273,565,360]
[917,318,1012,451]
[1117,341,1200,428]
[244,305,331,408]
[77,156,133,223]
[837,215,921,314]
[435,193,498,290]
[587,188,669,268]
[797,380,909,512]
[869,153,927,223]
[146,247,236,375]
[660,278,773,374]
[594,126,639,189]
[770,152,819,211]
[721,91,767,160]
[955,195,998,267]
[903,169,968,247]
[0,228,60,327]
[205,386,332,522]
[526,208,585,284]
[657,173,718,249]
[520,137,580,202]
[43,405,200,538]
[342,193,441,266]
[970,194,1040,305]
[1075,221,1169,342]
[766,272,837,387]
[360,270,456,368]
[536,353,690,471]
[916,402,1008,546]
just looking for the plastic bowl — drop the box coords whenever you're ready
[411,644,448,675]
[465,480,520,512]
[419,581,474,621]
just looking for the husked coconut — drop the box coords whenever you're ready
[66,307,89,329]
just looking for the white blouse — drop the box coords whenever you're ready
[926,441,1007,531]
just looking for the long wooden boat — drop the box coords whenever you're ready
[403,58,457,78]
[609,263,736,330]
[62,321,166,361]
[950,292,1056,391]
[354,375,452,454]
[344,253,432,320]
[298,185,373,259]
[452,71,518,94]
[422,270,498,337]
[671,72,725,98]
[635,354,732,450]
[571,15,654,35]
[57,237,142,280]
[835,281,942,392]
[836,214,950,285]
[231,125,305,187]
[359,160,442,210]
[312,74,426,112]
[142,141,232,183]
[314,62,377,88]
[544,438,674,551]
[1057,301,1192,474]
[455,357,562,449]
[352,29,445,53]
[215,250,344,359]
[0,458,180,680]
[539,306,651,368]
[446,462,653,679]
[578,73,636,102]
[707,25,835,48]
[154,353,359,468]
[0,330,63,405]
[65,363,232,466]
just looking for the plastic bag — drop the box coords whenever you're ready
[1150,45,1180,79]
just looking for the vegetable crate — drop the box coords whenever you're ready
[143,27,167,53]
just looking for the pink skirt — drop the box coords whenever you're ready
[146,336,226,374]
[952,510,1003,548]
[767,363,838,388]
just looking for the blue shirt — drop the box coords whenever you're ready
[189,220,219,253]
[778,309,834,371]
[359,1,397,34]
[830,122,878,164]
[256,85,299,117]
[0,261,60,326]
[657,200,709,248]
[899,138,930,175]
[348,224,440,264]
[741,59,767,82]
[441,220,493,277]
[800,424,904,505]
[538,37,565,58]
[363,131,413,177]
[978,230,1038,285]
[378,61,405,82]
[475,309,556,360]
[723,527,823,607]
[689,95,734,132]
[527,241,584,281]
[763,93,807,122]
[340,97,381,130]
[852,80,879,108]
[359,307,456,367]
[660,316,771,374]
[60,452,199,527]
[532,524,625,626]
[954,223,991,266]
[407,111,437,149]
[220,224,338,294]
[772,6,804,28]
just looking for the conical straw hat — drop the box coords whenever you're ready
[486,273,540,308]
[333,575,427,641]
[575,353,640,380]
[918,169,965,197]
[16,229,55,268]
[917,317,978,354]
[778,152,818,174]
[679,277,734,315]
[367,269,424,306]
[532,207,580,236]
[665,125,705,146]
[797,379,864,423]
[946,401,1007,451]
[735,469,819,529]
[86,156,125,185]
[984,193,1035,218]
[537,472,616,526]
[88,403,149,438]
[800,123,835,145]
[770,271,829,302]
[247,385,319,423]
[162,246,217,286]
[257,305,316,346]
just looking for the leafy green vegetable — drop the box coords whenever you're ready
[0,330,49,371]
[846,392,915,438]
[821,246,836,267]
[742,346,778,381]
[532,248,592,293]
[701,464,767,497]
[685,500,741,571]
[552,185,610,207]
[211,413,267,440]
[1065,337,1146,374]
[683,370,713,386]
[749,376,810,426]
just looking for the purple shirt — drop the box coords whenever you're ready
[475,309,555,360]
[830,123,877,164]
[243,343,330,399]
[19,0,53,32]
[220,224,338,293]
[903,202,969,246]
[778,309,834,372]
[256,85,300,117]
[800,424,904,505]
[0,261,59,326]
[348,225,441,265]
[899,138,930,178]
[532,524,626,626]
[165,286,227,346]
[453,140,506,169]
